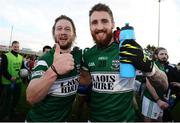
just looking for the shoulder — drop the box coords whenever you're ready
[35,49,54,68]
[40,48,54,60]
[71,48,82,56]
[83,45,97,56]
[1,53,7,58]
[5,52,10,56]
[167,63,176,68]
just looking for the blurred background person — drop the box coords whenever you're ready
[153,47,180,122]
[0,41,24,121]
[42,45,52,54]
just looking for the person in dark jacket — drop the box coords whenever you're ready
[153,47,180,122]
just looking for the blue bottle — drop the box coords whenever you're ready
[119,23,136,78]
[168,94,176,108]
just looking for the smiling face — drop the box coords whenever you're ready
[90,11,114,48]
[53,19,75,50]
[11,41,20,53]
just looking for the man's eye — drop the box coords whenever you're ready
[56,27,62,31]
[65,28,71,31]
[102,19,108,24]
[91,20,97,25]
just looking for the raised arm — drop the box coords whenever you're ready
[26,44,74,105]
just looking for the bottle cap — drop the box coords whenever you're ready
[120,23,135,41]
[121,23,134,31]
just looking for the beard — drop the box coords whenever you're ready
[158,58,168,64]
[91,30,113,48]
[59,41,73,50]
[54,36,74,50]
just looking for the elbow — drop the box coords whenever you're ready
[26,92,36,105]
[27,96,34,105]
[26,89,39,105]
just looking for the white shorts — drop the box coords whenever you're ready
[142,96,163,119]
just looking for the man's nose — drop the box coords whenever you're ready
[60,29,67,34]
[96,22,104,30]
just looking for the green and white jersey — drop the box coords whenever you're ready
[82,42,135,122]
[26,48,82,122]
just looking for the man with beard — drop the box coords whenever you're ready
[152,47,180,121]
[26,15,82,122]
[79,3,168,122]
[142,47,171,122]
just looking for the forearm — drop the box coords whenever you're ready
[79,69,92,85]
[145,64,168,91]
[26,67,57,105]
[146,78,160,101]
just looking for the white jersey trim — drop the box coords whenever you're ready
[48,76,79,97]
[33,60,48,69]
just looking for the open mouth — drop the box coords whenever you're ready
[60,36,68,40]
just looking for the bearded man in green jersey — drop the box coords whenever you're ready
[79,3,168,122]
[26,15,82,122]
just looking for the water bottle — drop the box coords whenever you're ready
[119,23,136,78]
[168,94,176,108]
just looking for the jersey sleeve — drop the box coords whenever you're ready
[30,59,49,80]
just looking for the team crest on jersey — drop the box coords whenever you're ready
[111,59,119,71]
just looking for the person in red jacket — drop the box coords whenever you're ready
[114,27,120,43]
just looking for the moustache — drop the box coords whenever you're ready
[95,30,106,34]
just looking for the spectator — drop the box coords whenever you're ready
[42,45,52,54]
[153,47,180,121]
[0,41,24,121]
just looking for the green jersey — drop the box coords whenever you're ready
[82,42,135,122]
[26,48,82,122]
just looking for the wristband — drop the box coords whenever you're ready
[51,65,60,76]
[154,97,160,102]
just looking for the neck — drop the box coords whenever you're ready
[11,50,18,57]
[97,37,114,49]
